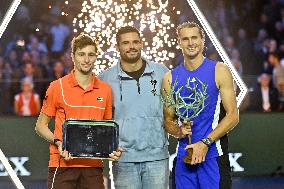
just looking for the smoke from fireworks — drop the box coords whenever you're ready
[73,0,180,74]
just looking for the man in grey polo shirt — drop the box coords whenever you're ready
[99,26,169,189]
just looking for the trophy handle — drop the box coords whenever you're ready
[183,125,193,164]
[187,134,192,145]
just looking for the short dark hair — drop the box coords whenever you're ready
[116,26,141,44]
[268,52,280,60]
[176,21,205,39]
[71,33,97,56]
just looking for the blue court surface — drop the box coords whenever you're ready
[232,177,284,189]
[1,177,284,189]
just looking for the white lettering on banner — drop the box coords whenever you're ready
[0,157,31,176]
[0,163,8,176]
[169,152,244,172]
[229,153,244,172]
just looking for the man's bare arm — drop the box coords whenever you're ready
[35,112,55,144]
[207,62,239,141]
[162,71,192,138]
[162,71,179,138]
[35,112,72,160]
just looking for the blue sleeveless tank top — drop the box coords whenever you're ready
[172,58,223,159]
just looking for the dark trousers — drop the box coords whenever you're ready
[48,167,104,189]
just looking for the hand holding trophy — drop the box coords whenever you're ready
[158,77,208,164]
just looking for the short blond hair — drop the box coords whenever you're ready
[176,21,205,39]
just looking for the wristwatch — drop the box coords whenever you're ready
[201,137,213,147]
[53,139,61,145]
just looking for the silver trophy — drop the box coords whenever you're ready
[155,77,208,163]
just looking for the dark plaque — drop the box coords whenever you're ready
[62,119,119,159]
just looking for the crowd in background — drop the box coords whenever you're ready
[0,0,284,116]
[192,0,284,112]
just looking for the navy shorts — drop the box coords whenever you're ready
[175,154,231,189]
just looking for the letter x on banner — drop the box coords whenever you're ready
[0,1,247,189]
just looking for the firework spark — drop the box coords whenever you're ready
[73,0,180,74]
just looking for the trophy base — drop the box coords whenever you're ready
[183,148,193,164]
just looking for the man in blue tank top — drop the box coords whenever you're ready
[162,21,239,189]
